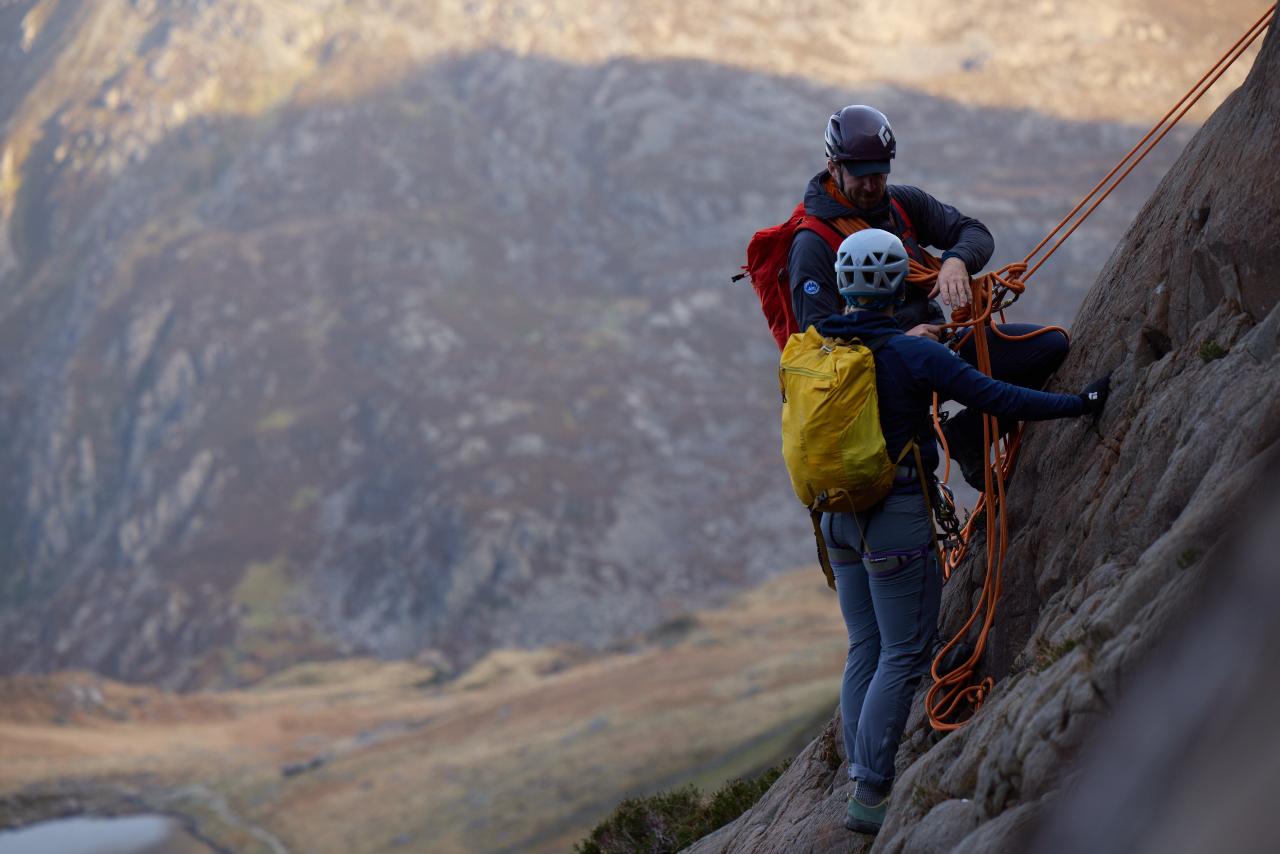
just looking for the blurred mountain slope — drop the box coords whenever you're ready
[0,0,1259,685]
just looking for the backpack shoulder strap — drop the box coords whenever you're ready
[864,334,894,353]
[889,196,916,243]
[823,333,896,354]
[840,334,895,355]
[797,215,845,251]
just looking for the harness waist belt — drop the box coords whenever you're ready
[828,541,932,571]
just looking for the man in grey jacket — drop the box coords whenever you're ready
[789,104,1071,488]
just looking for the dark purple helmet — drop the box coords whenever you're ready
[824,105,895,176]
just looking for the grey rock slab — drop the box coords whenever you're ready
[895,798,982,854]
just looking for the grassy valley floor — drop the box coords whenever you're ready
[0,567,846,853]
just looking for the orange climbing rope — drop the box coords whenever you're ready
[919,4,1276,732]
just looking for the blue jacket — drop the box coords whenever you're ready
[788,172,994,333]
[815,312,1083,471]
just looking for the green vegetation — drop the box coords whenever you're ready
[235,557,291,629]
[816,723,842,771]
[1177,547,1203,569]
[1034,637,1080,673]
[290,485,322,513]
[1198,339,1228,363]
[911,782,947,813]
[575,762,789,854]
[256,408,299,433]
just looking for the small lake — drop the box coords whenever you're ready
[0,814,214,854]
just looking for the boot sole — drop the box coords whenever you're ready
[844,816,882,835]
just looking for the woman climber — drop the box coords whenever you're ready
[817,228,1111,835]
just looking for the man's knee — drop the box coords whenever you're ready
[991,325,1071,387]
[1041,328,1070,373]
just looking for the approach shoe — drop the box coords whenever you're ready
[845,791,887,835]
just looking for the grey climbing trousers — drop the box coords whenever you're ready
[823,488,942,790]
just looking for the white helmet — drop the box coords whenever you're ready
[835,229,909,308]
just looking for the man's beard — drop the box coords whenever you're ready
[849,192,891,219]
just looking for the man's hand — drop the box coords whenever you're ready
[906,324,942,341]
[930,257,972,308]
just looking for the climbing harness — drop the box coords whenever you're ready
[923,3,1276,731]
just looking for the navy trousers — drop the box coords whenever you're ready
[824,489,942,789]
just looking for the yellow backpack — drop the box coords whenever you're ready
[779,327,911,587]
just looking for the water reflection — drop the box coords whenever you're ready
[0,814,214,854]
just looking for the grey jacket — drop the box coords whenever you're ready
[787,171,994,332]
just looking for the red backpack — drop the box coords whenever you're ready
[734,199,916,351]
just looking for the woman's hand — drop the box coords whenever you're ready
[906,324,942,341]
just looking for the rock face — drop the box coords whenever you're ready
[684,18,1280,854]
[0,0,1207,688]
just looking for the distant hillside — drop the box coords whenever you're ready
[0,0,1251,686]
[0,569,848,854]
